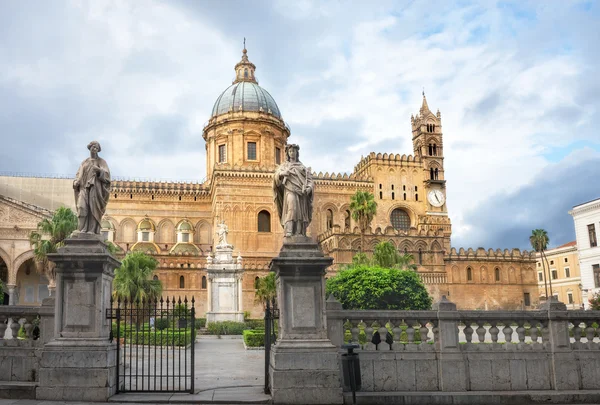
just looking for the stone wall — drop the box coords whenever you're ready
[0,299,54,398]
[327,297,600,404]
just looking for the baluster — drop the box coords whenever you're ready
[0,316,7,339]
[572,321,582,343]
[391,321,402,350]
[541,321,550,343]
[463,321,474,343]
[489,322,499,343]
[516,321,526,343]
[431,320,439,343]
[350,320,360,345]
[378,323,389,350]
[502,322,513,343]
[23,316,34,340]
[585,321,595,343]
[9,317,20,340]
[418,320,429,343]
[406,321,416,344]
[364,321,376,350]
[476,321,486,343]
[529,321,539,343]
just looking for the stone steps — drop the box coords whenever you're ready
[0,381,37,399]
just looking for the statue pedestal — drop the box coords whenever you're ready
[36,234,120,401]
[269,236,342,404]
[206,245,244,324]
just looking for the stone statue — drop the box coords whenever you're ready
[73,141,111,234]
[216,220,230,247]
[273,144,314,237]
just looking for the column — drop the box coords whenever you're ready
[36,234,120,401]
[434,296,467,391]
[6,284,16,305]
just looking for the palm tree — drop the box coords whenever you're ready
[530,229,551,299]
[349,190,377,252]
[113,251,162,303]
[254,272,276,309]
[29,206,78,284]
[373,241,418,271]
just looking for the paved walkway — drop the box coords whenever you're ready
[0,337,271,404]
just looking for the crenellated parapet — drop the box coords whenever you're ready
[111,179,210,197]
[353,152,422,176]
[447,247,536,261]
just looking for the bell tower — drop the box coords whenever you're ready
[411,92,447,213]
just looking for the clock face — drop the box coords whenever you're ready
[427,189,445,207]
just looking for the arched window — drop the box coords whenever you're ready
[201,276,207,289]
[433,144,437,155]
[258,210,271,232]
[344,210,351,230]
[254,276,260,289]
[430,168,435,180]
[418,248,423,264]
[428,144,433,155]
[495,268,500,282]
[403,193,406,200]
[326,209,333,230]
[467,267,472,281]
[244,68,248,78]
[390,209,410,231]
[179,275,185,289]
[153,275,158,281]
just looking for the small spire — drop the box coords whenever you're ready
[420,90,430,113]
[233,39,257,84]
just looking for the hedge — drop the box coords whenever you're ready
[121,329,196,346]
[206,321,249,335]
[245,319,264,330]
[243,329,265,347]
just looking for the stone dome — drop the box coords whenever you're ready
[210,46,282,119]
[211,81,281,119]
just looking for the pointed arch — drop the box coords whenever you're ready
[119,218,137,243]
[156,219,176,244]
[431,240,442,251]
[195,220,212,245]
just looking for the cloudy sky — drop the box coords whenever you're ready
[1,1,598,250]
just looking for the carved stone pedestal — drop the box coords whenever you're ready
[269,236,342,405]
[36,234,120,402]
[206,245,244,324]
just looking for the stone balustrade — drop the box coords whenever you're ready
[0,300,54,344]
[326,296,600,400]
[0,298,54,395]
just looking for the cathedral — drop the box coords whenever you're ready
[0,47,538,314]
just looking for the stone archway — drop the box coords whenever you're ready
[15,258,49,306]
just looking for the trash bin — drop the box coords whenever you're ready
[341,343,361,403]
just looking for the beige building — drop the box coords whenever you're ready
[0,47,539,312]
[536,241,582,309]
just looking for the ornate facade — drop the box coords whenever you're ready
[0,47,538,312]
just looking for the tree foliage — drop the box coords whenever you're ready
[113,251,162,303]
[254,272,277,308]
[372,241,417,271]
[326,264,432,310]
[530,229,552,298]
[349,191,377,252]
[589,292,600,310]
[29,206,77,281]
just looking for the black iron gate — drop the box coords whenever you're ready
[108,296,195,393]
[264,297,279,394]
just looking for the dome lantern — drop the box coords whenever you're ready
[233,42,257,84]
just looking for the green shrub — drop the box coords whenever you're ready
[123,329,195,346]
[245,319,264,330]
[326,265,432,310]
[207,321,249,335]
[196,318,206,328]
[155,318,169,331]
[243,329,265,347]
